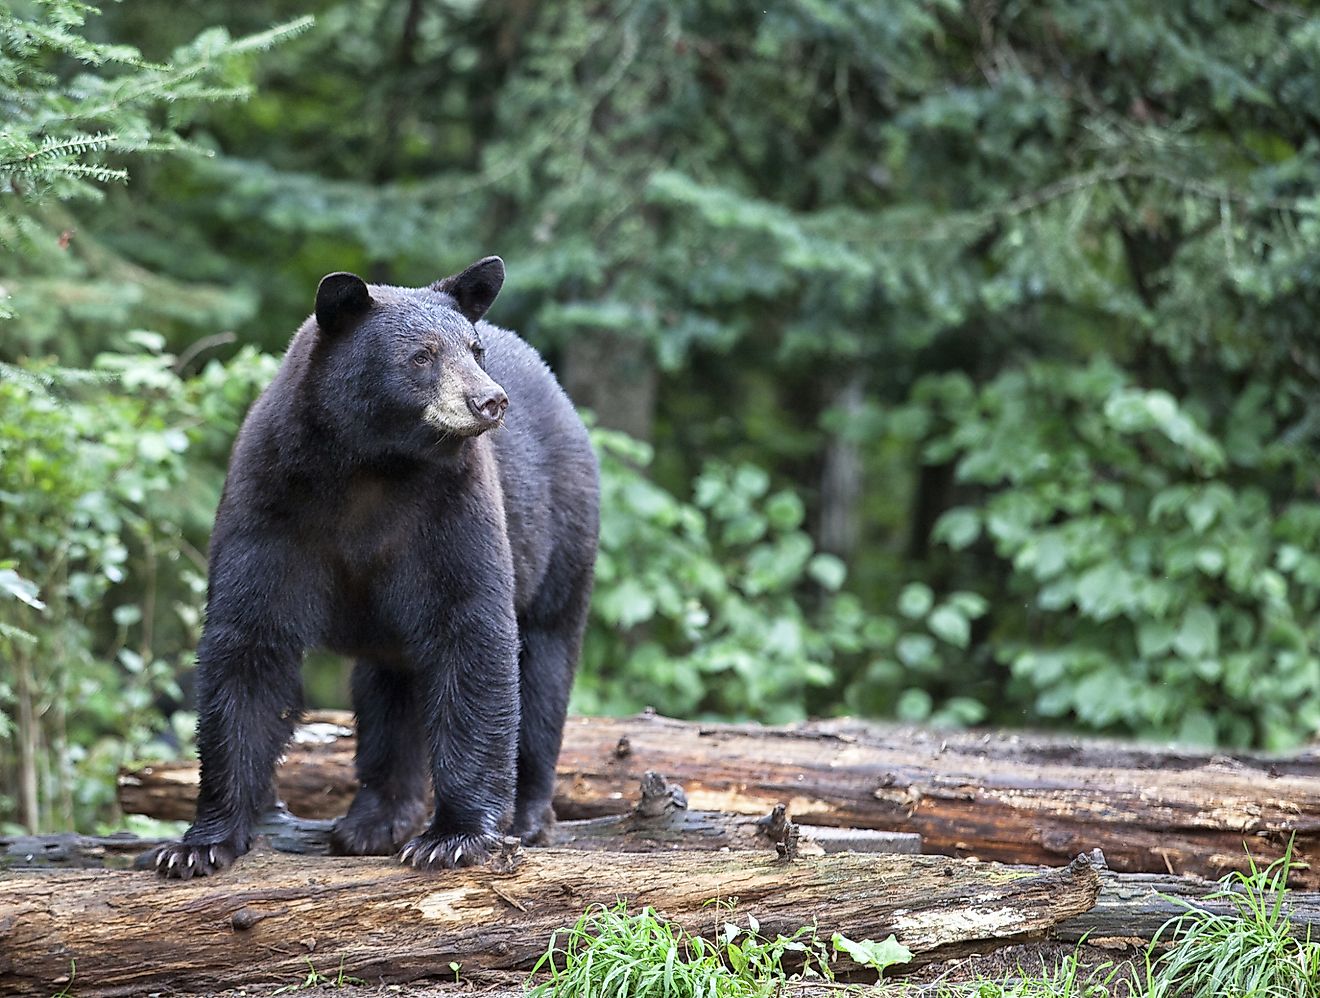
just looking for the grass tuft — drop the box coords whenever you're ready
[1143,839,1320,998]
[525,901,834,998]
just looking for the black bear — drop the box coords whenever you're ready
[153,257,598,878]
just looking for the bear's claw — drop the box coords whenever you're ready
[151,839,239,879]
[398,830,500,870]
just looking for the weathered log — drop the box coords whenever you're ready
[0,833,167,871]
[0,847,1102,997]
[11,773,918,869]
[120,711,1320,886]
[1057,870,1320,944]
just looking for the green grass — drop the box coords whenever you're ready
[526,901,839,997]
[1141,841,1320,998]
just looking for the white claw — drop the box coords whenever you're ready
[155,850,167,868]
[400,844,415,865]
[209,848,217,866]
[168,852,179,870]
[453,845,464,865]
[187,852,196,868]
[428,844,445,866]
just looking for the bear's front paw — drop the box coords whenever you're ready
[398,830,501,870]
[150,839,240,880]
[330,795,426,856]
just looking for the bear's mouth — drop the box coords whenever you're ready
[421,401,502,439]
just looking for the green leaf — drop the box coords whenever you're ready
[896,687,932,721]
[1173,604,1219,660]
[928,605,970,648]
[0,568,45,611]
[933,507,980,550]
[807,553,847,591]
[831,933,913,974]
[898,582,934,619]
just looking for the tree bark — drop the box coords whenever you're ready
[119,711,1320,886]
[0,847,1102,997]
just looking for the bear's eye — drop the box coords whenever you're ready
[470,341,484,361]
[410,350,433,367]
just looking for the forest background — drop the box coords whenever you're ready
[2,0,1319,834]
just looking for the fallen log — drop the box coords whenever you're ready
[1057,870,1320,945]
[0,847,1102,997]
[120,711,1320,886]
[10,774,919,869]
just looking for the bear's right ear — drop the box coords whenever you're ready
[315,272,372,335]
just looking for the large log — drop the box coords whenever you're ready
[119,711,1320,885]
[8,774,919,869]
[0,847,1102,997]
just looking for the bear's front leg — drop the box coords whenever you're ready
[398,596,520,871]
[153,622,305,879]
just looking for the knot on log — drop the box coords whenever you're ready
[613,736,632,759]
[230,906,281,931]
[491,837,524,874]
[757,803,790,840]
[775,820,801,862]
[635,772,688,819]
[1069,849,1108,873]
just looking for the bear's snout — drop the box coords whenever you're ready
[467,388,509,426]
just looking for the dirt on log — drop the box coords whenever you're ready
[119,711,1320,886]
[0,847,1102,997]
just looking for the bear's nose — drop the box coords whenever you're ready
[468,391,509,423]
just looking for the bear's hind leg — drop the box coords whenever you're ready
[329,660,428,856]
[512,561,593,844]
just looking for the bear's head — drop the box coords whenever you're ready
[310,256,509,456]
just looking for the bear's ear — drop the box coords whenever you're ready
[315,272,372,335]
[432,256,505,324]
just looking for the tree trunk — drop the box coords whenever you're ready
[119,711,1320,886]
[560,330,656,441]
[817,374,866,559]
[0,848,1102,997]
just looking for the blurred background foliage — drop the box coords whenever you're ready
[2,0,1319,832]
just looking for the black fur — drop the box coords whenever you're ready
[152,257,599,879]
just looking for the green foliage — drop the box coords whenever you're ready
[0,342,276,831]
[270,956,365,993]
[0,1,310,358]
[75,0,1317,747]
[831,933,913,977]
[527,902,836,998]
[911,358,1320,748]
[580,428,849,721]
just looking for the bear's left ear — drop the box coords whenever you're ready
[315,272,372,335]
[433,256,505,324]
